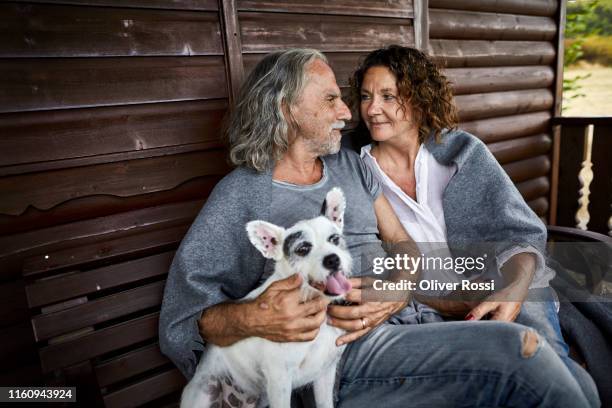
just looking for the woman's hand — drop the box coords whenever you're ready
[466,252,536,322]
[465,283,528,322]
[327,278,408,345]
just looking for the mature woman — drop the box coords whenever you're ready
[350,45,599,407]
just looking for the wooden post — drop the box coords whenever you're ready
[219,0,244,107]
[414,0,430,53]
[549,0,567,225]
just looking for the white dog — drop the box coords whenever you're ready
[181,188,352,408]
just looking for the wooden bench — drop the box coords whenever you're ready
[16,198,611,408]
[19,200,207,407]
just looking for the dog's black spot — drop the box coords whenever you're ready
[283,231,303,257]
[270,237,277,245]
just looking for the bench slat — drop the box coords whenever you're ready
[32,280,165,341]
[26,251,174,308]
[23,224,188,276]
[96,343,170,387]
[39,312,158,373]
[103,368,185,408]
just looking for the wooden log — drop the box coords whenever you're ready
[460,111,551,144]
[430,9,556,41]
[456,89,553,122]
[446,66,554,95]
[527,197,549,216]
[26,252,174,308]
[39,312,159,372]
[0,56,227,113]
[488,134,552,164]
[103,368,185,408]
[237,0,413,18]
[7,0,217,10]
[240,12,414,53]
[0,100,226,169]
[429,0,557,17]
[516,176,550,201]
[503,155,551,183]
[0,4,222,58]
[0,149,230,216]
[429,40,555,68]
[95,343,169,387]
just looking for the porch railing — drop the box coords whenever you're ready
[551,116,612,236]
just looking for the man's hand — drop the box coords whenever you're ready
[199,274,329,347]
[327,278,407,346]
[247,274,330,342]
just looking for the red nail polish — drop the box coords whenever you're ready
[465,314,475,321]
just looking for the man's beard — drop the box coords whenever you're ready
[305,131,341,156]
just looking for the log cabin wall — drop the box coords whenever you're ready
[0,0,562,404]
[428,0,559,221]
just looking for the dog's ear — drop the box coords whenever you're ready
[246,221,285,260]
[320,187,346,231]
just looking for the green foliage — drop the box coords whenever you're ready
[565,1,600,66]
[563,1,602,111]
[567,0,612,36]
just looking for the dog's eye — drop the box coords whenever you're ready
[294,243,312,257]
[328,234,340,245]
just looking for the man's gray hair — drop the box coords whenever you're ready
[226,48,328,172]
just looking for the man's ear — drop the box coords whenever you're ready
[320,187,346,231]
[246,221,285,260]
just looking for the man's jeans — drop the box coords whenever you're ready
[336,294,597,407]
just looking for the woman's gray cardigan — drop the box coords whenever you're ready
[159,130,547,379]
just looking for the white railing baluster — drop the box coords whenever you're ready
[575,124,594,230]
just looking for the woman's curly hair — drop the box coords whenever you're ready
[350,45,458,144]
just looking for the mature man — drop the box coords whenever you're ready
[159,49,591,407]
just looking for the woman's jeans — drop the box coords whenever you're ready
[336,290,599,407]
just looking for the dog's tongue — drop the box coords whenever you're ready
[325,271,351,295]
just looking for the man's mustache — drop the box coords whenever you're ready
[331,121,346,130]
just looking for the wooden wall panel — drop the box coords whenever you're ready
[461,111,551,144]
[0,57,227,113]
[429,1,559,222]
[456,89,553,121]
[1,149,230,216]
[488,134,552,164]
[429,0,557,16]
[0,100,226,169]
[240,12,413,53]
[0,4,222,57]
[447,66,554,95]
[7,0,219,10]
[243,52,365,87]
[430,40,555,67]
[237,0,413,17]
[430,9,556,41]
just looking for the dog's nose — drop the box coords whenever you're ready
[323,254,340,271]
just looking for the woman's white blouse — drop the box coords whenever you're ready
[360,143,552,289]
[361,143,454,243]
